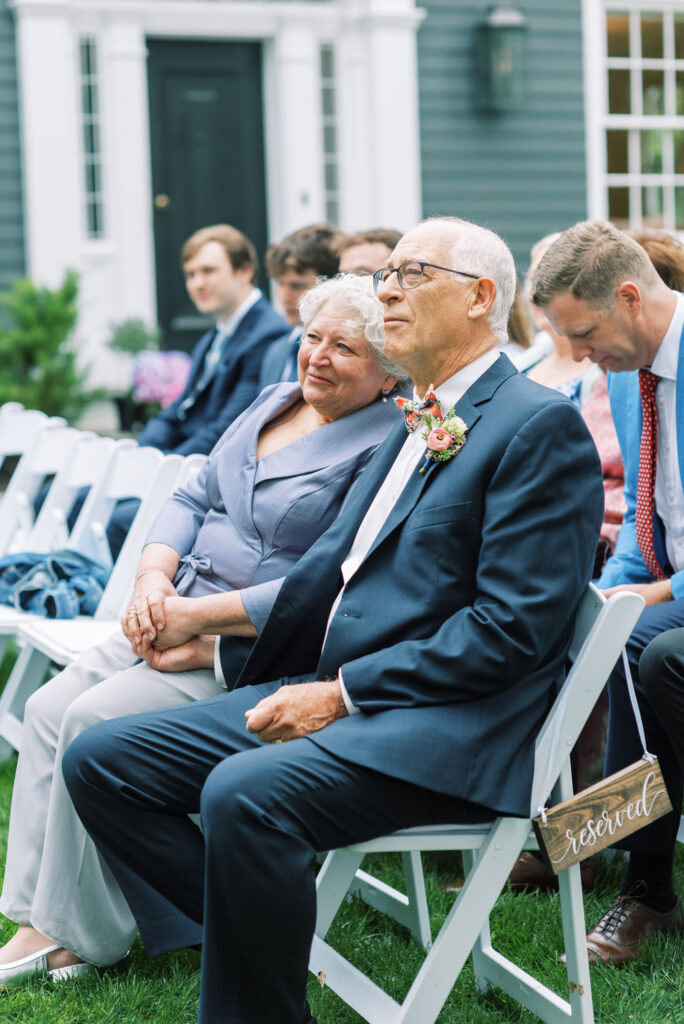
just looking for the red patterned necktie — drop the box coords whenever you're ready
[636,369,666,580]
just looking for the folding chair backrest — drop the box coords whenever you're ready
[530,585,645,814]
[0,402,24,421]
[0,409,61,459]
[173,452,207,489]
[84,448,186,621]
[0,420,82,556]
[29,434,126,552]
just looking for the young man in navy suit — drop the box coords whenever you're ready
[139,224,289,456]
[98,225,289,557]
[533,220,684,965]
[64,217,604,1024]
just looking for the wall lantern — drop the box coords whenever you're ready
[477,4,528,112]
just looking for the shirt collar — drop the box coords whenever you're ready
[412,347,501,411]
[650,292,684,381]
[215,287,261,337]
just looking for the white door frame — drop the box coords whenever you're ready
[9,0,425,388]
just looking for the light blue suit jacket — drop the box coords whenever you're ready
[599,319,684,599]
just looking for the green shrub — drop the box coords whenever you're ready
[108,318,161,356]
[0,270,100,421]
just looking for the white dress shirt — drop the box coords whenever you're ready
[650,292,684,573]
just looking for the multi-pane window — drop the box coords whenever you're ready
[79,37,105,239]
[604,7,684,230]
[320,44,339,225]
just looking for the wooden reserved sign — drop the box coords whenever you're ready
[532,758,672,875]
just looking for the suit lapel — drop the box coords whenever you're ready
[360,360,510,563]
[184,327,217,393]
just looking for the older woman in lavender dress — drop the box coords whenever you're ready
[0,275,405,983]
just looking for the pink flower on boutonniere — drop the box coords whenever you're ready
[427,427,452,452]
[419,412,468,474]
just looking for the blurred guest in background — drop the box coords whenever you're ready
[260,224,345,387]
[338,229,402,275]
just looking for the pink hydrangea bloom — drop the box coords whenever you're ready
[132,350,192,407]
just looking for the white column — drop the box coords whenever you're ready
[265,26,326,239]
[11,0,82,286]
[100,21,156,322]
[337,0,425,232]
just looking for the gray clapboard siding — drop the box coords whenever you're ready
[418,0,586,273]
[0,0,25,292]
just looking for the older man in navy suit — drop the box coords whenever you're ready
[64,217,603,1024]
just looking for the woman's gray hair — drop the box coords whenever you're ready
[298,274,409,385]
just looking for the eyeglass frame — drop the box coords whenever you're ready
[372,260,481,294]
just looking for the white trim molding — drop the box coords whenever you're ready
[9,0,425,388]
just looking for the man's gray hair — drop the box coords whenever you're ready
[531,220,662,309]
[426,217,516,344]
[298,274,409,384]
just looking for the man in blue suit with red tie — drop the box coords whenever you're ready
[533,221,684,966]
[64,217,603,1024]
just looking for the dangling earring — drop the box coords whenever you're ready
[381,388,391,403]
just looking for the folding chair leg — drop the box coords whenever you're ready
[394,818,530,1024]
[400,851,431,948]
[558,863,594,1024]
[0,643,51,757]
[315,848,365,938]
[463,847,493,994]
[345,851,432,950]
[555,762,594,1024]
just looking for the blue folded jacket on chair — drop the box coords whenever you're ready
[0,550,111,618]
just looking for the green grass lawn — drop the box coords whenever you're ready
[0,746,682,1023]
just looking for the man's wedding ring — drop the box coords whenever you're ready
[127,608,137,617]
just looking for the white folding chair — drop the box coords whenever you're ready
[310,586,645,1024]
[0,435,129,655]
[0,447,190,755]
[0,411,68,551]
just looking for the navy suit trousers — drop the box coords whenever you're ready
[604,598,684,854]
[63,683,493,1024]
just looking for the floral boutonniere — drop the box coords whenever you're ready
[395,389,468,475]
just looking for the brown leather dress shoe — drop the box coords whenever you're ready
[584,893,684,966]
[506,852,596,893]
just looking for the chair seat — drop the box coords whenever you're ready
[18,618,121,663]
[347,823,511,853]
[0,607,29,634]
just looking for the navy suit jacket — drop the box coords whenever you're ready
[258,329,300,390]
[227,355,604,817]
[138,296,289,456]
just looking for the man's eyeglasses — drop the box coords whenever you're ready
[372,261,480,294]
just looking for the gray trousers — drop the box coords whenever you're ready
[0,630,222,965]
